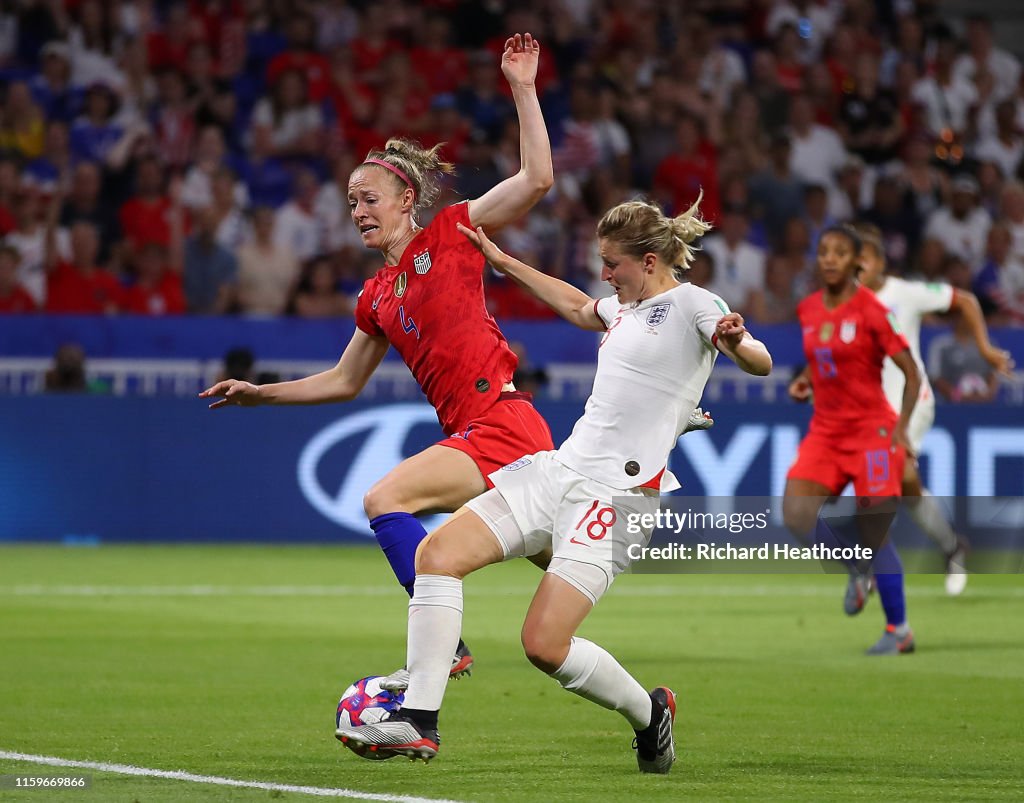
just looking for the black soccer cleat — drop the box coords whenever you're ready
[633,687,677,774]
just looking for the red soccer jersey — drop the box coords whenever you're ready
[46,262,125,313]
[122,272,187,316]
[354,202,518,435]
[119,196,175,249]
[798,285,909,436]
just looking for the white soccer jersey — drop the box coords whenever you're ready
[874,276,954,412]
[554,283,726,492]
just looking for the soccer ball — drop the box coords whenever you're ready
[336,675,404,729]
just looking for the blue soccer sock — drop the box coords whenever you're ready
[872,540,906,627]
[813,517,859,573]
[370,512,427,597]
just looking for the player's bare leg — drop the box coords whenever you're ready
[784,479,873,615]
[899,459,968,595]
[523,573,677,773]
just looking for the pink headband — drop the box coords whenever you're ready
[363,158,414,192]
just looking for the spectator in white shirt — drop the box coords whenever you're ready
[953,14,1022,103]
[999,180,1024,268]
[973,99,1024,181]
[787,93,848,193]
[272,168,321,262]
[179,126,249,211]
[702,201,765,313]
[692,15,747,106]
[911,31,978,142]
[923,174,992,274]
[314,152,365,256]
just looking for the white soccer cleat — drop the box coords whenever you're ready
[945,539,969,596]
[336,715,439,762]
[684,407,714,433]
[379,641,473,692]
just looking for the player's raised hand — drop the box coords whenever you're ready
[714,313,747,349]
[456,222,511,272]
[981,344,1015,377]
[500,33,540,88]
[199,379,262,409]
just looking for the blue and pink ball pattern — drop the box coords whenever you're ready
[336,675,405,729]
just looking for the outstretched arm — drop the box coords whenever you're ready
[949,288,1015,376]
[467,33,553,232]
[457,222,604,331]
[199,329,390,408]
[714,313,773,376]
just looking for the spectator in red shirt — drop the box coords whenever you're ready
[119,156,177,254]
[122,242,187,316]
[773,24,805,93]
[266,13,331,102]
[0,244,37,313]
[348,6,401,81]
[653,115,721,224]
[153,69,197,169]
[46,221,125,314]
[0,156,20,236]
[409,15,468,95]
[147,2,201,71]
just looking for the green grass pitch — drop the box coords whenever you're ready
[1,545,1022,802]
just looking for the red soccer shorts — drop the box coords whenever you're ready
[439,391,554,488]
[787,423,906,498]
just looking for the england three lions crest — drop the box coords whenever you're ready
[413,250,432,275]
[646,304,670,327]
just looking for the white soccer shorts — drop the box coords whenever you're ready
[465,451,660,605]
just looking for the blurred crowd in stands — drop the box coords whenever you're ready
[0,0,1023,326]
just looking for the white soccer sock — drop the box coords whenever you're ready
[402,574,463,712]
[550,636,653,730]
[907,490,958,554]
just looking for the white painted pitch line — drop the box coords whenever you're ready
[0,750,466,803]
[1,584,1022,598]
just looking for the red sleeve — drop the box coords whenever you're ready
[435,202,485,273]
[354,276,384,337]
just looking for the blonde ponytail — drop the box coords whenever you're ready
[361,138,456,214]
[596,191,712,276]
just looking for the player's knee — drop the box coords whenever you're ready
[520,624,566,673]
[782,501,815,542]
[363,479,405,520]
[415,535,458,578]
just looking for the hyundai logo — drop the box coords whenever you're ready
[297,404,449,535]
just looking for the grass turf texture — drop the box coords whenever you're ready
[1,545,1022,802]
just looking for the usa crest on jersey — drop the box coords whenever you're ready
[413,250,432,275]
[840,319,857,343]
